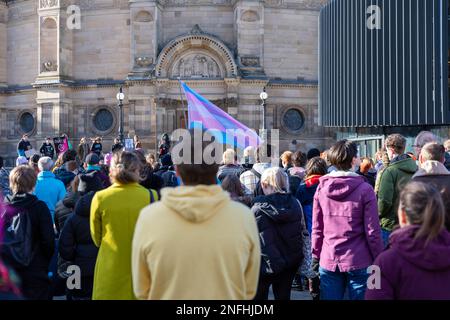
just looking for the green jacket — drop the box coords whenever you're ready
[377,156,417,231]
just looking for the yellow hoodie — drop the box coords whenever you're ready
[131,184,261,300]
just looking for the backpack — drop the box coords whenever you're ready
[251,168,265,197]
[1,207,36,268]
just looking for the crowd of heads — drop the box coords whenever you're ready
[1,129,450,301]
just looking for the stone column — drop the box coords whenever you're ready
[35,0,74,83]
[34,1,74,141]
[233,0,265,76]
[36,88,72,139]
[0,1,7,88]
[128,0,161,79]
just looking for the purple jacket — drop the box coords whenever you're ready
[366,226,450,300]
[312,172,384,272]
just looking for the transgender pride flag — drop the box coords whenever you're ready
[181,81,261,149]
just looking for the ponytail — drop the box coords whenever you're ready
[399,181,445,245]
[110,151,141,184]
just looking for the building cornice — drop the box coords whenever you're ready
[0,77,318,93]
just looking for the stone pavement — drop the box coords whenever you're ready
[268,288,312,300]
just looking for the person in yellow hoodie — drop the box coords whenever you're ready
[90,151,154,300]
[132,129,261,300]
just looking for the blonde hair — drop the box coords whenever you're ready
[280,151,293,167]
[260,167,289,194]
[222,148,236,165]
[110,151,141,184]
[9,166,37,194]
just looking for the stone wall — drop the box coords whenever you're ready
[0,0,332,166]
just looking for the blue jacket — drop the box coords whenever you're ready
[296,178,320,236]
[34,171,66,219]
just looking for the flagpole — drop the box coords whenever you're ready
[177,77,189,129]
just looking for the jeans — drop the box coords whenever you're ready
[319,267,369,300]
[381,229,391,248]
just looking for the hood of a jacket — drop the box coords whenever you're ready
[253,162,271,175]
[389,225,450,272]
[413,160,450,178]
[319,172,366,200]
[288,167,305,178]
[161,185,230,223]
[62,191,79,208]
[37,171,56,180]
[389,156,418,174]
[4,193,39,209]
[253,193,300,223]
[75,192,96,218]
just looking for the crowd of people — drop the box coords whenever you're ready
[0,129,449,300]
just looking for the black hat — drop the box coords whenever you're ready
[307,148,321,160]
[78,172,103,194]
[85,153,100,165]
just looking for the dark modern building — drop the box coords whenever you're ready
[319,0,450,156]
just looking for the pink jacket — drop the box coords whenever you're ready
[312,171,384,272]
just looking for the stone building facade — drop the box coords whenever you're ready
[0,0,332,165]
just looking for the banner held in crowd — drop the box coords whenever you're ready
[53,136,69,155]
[180,81,261,149]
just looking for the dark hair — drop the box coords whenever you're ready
[221,175,244,197]
[307,148,321,160]
[30,154,41,164]
[305,157,328,177]
[62,149,78,163]
[0,156,3,168]
[110,151,142,184]
[385,134,406,154]
[292,151,307,167]
[132,150,148,180]
[399,181,445,245]
[174,129,219,185]
[327,140,358,171]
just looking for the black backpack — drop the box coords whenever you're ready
[1,207,36,267]
[251,168,265,197]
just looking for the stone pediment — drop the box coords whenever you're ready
[155,27,238,79]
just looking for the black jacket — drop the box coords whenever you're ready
[39,143,54,159]
[59,192,98,277]
[17,140,32,154]
[91,143,102,155]
[445,153,450,171]
[412,173,450,231]
[140,165,164,192]
[54,192,80,234]
[2,193,55,282]
[154,165,177,187]
[251,193,304,276]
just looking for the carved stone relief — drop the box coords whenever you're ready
[172,54,221,78]
[40,0,59,9]
[135,57,153,68]
[42,61,58,72]
[240,56,260,67]
[241,10,259,22]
